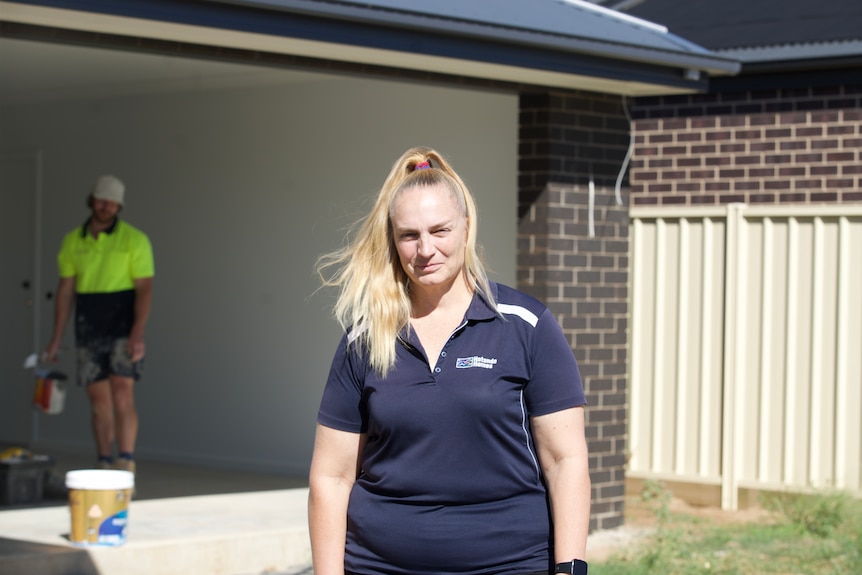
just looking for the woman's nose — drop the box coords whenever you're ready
[417,234,435,257]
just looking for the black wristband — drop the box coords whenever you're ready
[554,559,588,575]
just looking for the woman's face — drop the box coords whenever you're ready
[391,183,468,294]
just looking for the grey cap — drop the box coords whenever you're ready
[92,175,125,205]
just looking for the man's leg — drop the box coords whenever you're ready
[85,379,115,463]
[109,375,138,456]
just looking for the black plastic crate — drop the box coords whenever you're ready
[0,455,54,506]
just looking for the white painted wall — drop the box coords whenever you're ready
[1,73,517,475]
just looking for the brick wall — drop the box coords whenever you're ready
[519,90,631,531]
[630,84,862,206]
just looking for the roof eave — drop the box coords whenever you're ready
[2,0,737,95]
[212,0,741,76]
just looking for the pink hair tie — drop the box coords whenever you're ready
[414,161,431,171]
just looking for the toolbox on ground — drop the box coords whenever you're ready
[0,452,54,506]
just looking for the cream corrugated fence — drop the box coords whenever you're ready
[628,204,862,510]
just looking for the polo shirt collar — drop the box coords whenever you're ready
[399,281,500,348]
[464,281,499,323]
[81,217,119,238]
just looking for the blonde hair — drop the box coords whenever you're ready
[316,146,495,376]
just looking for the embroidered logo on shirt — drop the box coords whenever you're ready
[455,356,498,369]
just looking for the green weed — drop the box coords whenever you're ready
[592,486,862,575]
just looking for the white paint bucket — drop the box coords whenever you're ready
[66,469,134,546]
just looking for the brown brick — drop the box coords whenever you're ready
[662,170,686,180]
[735,180,760,190]
[811,165,839,175]
[812,192,839,201]
[749,168,775,177]
[827,125,856,135]
[750,142,776,152]
[690,194,717,204]
[690,169,715,178]
[706,131,732,141]
[766,128,793,138]
[779,112,808,124]
[634,119,660,131]
[649,133,674,143]
[706,156,732,166]
[648,183,672,192]
[780,192,808,202]
[811,111,840,122]
[735,155,761,165]
[720,116,747,127]
[778,166,806,176]
[635,196,658,206]
[736,129,763,139]
[796,126,824,137]
[749,115,776,126]
[749,193,776,203]
[705,181,731,191]
[691,117,717,128]
[811,139,840,149]
[632,171,658,181]
[795,179,823,189]
[795,152,823,162]
[661,195,687,205]
[662,145,687,155]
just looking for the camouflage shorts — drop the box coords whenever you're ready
[77,337,144,386]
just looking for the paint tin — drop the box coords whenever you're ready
[66,469,134,546]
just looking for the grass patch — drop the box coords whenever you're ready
[593,481,862,575]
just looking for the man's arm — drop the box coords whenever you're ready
[128,277,153,362]
[46,277,76,362]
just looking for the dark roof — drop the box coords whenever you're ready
[208,0,740,89]
[3,0,740,93]
[622,0,862,54]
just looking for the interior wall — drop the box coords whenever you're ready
[0,73,517,475]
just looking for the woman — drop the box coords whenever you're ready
[309,147,590,575]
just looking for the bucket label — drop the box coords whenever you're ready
[97,509,128,545]
[69,487,132,546]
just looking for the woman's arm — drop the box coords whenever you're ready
[308,423,366,575]
[531,406,591,563]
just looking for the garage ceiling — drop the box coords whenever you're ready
[0,36,331,108]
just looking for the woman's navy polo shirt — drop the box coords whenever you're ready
[317,282,585,575]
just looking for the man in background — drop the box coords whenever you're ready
[46,174,154,474]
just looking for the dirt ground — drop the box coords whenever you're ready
[587,495,773,562]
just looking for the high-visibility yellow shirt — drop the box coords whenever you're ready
[57,219,154,293]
